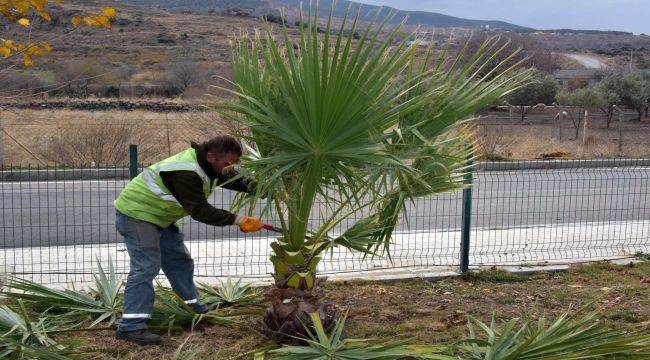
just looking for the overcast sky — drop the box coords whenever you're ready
[356,0,649,34]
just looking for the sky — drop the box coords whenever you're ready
[356,0,649,34]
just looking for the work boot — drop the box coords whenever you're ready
[115,329,162,346]
[189,302,210,314]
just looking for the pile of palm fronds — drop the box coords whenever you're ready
[458,312,649,359]
[150,285,246,333]
[257,310,650,359]
[3,258,122,327]
[0,302,70,359]
[0,258,262,358]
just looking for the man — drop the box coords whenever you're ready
[113,135,263,345]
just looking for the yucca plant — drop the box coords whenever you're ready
[2,257,122,327]
[219,6,529,340]
[198,278,260,309]
[458,311,650,359]
[261,311,452,359]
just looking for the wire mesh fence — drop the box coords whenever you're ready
[0,158,648,284]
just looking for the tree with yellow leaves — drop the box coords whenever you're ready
[0,0,117,67]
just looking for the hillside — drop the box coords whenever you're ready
[120,0,530,30]
[1,0,267,98]
[2,0,647,102]
[274,0,530,30]
[120,0,272,14]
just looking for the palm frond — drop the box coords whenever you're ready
[197,278,259,309]
[0,302,68,359]
[150,286,237,333]
[265,311,453,359]
[458,311,650,359]
[2,257,122,327]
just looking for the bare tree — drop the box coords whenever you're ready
[169,60,205,93]
[55,59,115,97]
[40,123,163,167]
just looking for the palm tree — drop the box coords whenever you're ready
[218,8,529,340]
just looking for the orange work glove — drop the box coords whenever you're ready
[236,216,263,233]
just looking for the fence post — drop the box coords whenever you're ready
[582,109,589,146]
[558,110,563,141]
[618,110,624,153]
[459,144,474,274]
[129,144,138,180]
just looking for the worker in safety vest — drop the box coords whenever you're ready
[113,135,262,345]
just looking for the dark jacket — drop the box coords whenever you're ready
[159,142,253,227]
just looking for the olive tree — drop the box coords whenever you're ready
[506,69,558,121]
[557,88,606,139]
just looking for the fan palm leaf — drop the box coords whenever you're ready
[150,285,240,333]
[458,311,650,359]
[264,311,453,360]
[0,302,68,359]
[197,278,259,309]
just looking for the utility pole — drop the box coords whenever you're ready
[629,49,634,72]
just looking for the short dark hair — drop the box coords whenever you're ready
[206,135,243,156]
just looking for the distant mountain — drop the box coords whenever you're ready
[120,0,531,31]
[274,0,531,30]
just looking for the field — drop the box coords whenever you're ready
[0,108,234,166]
[2,108,650,166]
[55,261,650,359]
[478,114,650,161]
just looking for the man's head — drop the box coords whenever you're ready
[205,135,243,175]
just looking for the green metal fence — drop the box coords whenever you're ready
[1,153,648,284]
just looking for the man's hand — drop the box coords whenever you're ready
[236,216,263,233]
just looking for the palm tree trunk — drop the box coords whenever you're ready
[262,170,337,342]
[263,251,336,343]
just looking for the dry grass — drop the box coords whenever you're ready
[0,109,234,166]
[57,261,650,359]
[477,116,650,160]
[2,109,650,166]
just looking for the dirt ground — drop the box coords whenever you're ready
[60,261,650,359]
[2,109,650,166]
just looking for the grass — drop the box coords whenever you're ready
[35,261,649,359]
[461,268,527,283]
[2,109,649,165]
[0,109,235,166]
[477,114,650,161]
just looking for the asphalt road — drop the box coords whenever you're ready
[1,168,648,248]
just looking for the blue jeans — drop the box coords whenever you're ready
[115,211,200,331]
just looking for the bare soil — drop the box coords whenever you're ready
[61,261,650,359]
